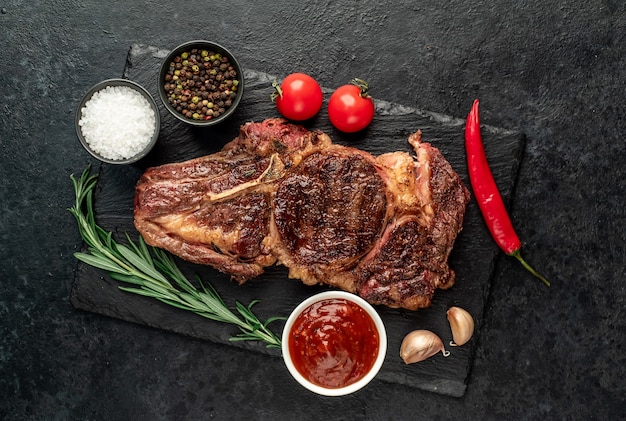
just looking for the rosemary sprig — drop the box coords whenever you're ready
[68,165,284,348]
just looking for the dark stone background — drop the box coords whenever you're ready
[1,1,624,419]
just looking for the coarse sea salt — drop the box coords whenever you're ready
[78,85,157,161]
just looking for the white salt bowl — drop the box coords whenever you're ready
[75,78,160,164]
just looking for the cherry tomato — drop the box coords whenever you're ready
[328,79,375,133]
[272,73,323,121]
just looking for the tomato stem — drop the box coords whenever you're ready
[270,80,283,102]
[351,78,370,97]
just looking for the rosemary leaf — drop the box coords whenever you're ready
[119,287,195,311]
[116,244,171,286]
[199,278,229,308]
[138,279,175,297]
[109,272,146,286]
[264,316,287,327]
[236,301,263,326]
[74,252,130,274]
[118,285,168,300]
[178,291,213,312]
[125,233,148,260]
[229,335,258,342]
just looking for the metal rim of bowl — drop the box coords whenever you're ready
[158,40,244,127]
[281,290,388,396]
[75,78,161,165]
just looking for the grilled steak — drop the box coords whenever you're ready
[134,118,470,310]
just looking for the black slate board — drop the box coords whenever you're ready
[70,44,525,397]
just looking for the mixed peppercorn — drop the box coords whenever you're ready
[163,48,239,121]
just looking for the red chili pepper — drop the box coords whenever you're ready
[465,99,550,287]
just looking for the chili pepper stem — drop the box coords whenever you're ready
[509,249,551,287]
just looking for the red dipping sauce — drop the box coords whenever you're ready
[287,297,380,389]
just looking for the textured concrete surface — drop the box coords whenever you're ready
[1,1,625,419]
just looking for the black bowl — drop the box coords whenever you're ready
[75,78,160,164]
[158,40,244,127]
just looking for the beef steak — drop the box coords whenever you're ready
[134,118,470,310]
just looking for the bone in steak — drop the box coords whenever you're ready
[134,118,470,310]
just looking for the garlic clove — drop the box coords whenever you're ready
[399,330,450,364]
[447,306,474,346]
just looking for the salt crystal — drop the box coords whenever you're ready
[78,85,157,161]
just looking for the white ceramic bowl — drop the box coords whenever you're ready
[281,291,387,396]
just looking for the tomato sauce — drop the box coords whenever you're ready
[287,298,380,389]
